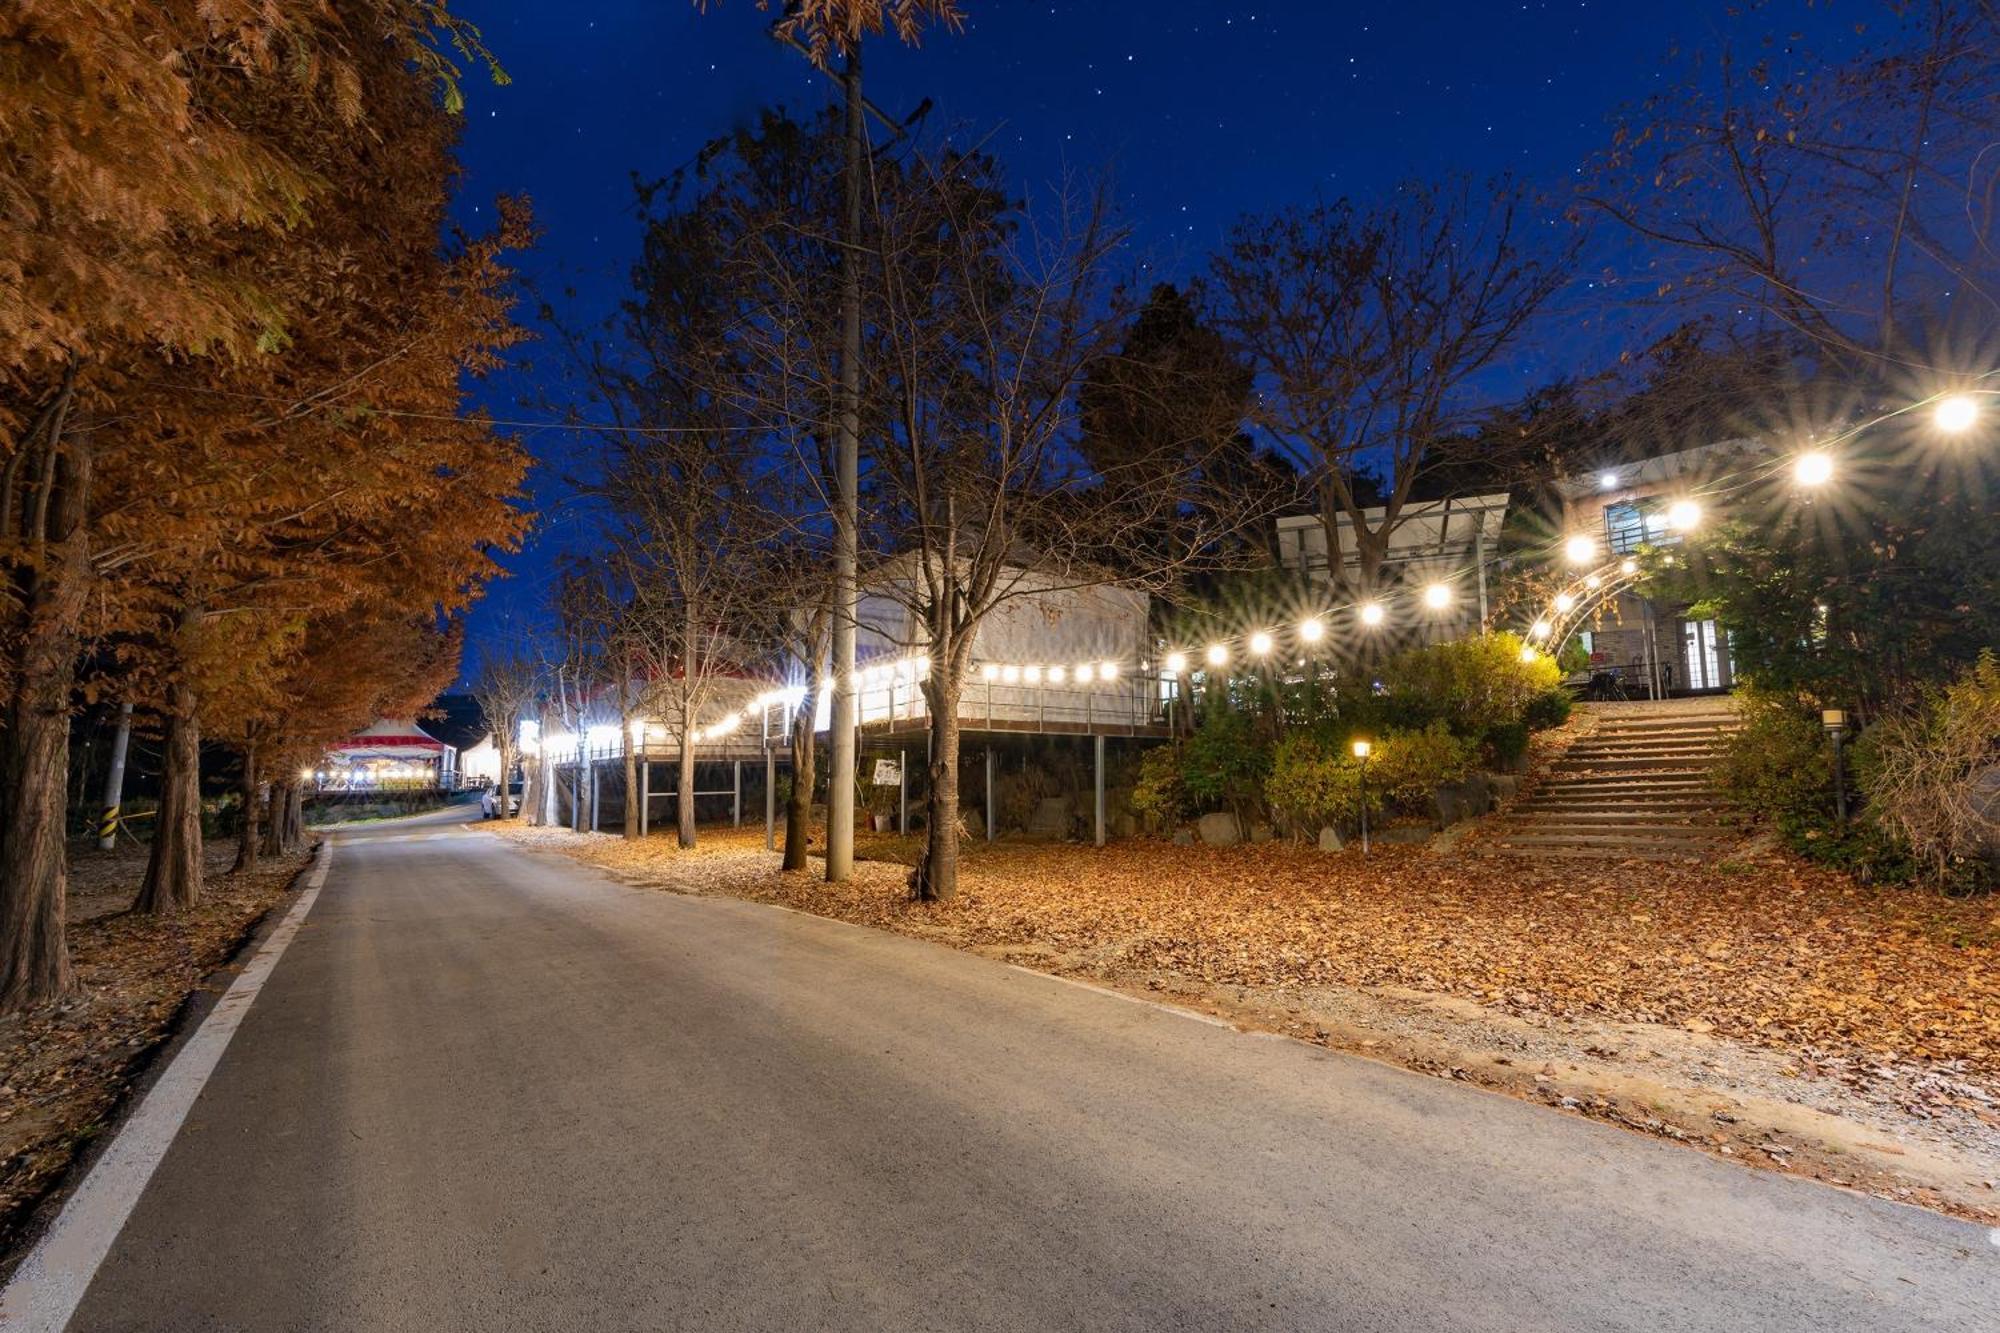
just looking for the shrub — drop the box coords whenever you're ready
[1130,745,1192,829]
[1264,734,1366,834]
[1181,704,1269,817]
[1854,650,2000,887]
[1381,632,1561,737]
[1370,720,1477,811]
[1482,720,1530,768]
[1713,687,1831,817]
[1523,687,1572,731]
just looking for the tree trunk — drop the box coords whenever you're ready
[495,739,513,820]
[284,783,305,853]
[232,744,259,874]
[913,674,962,902]
[261,782,290,856]
[677,730,697,849]
[133,685,203,914]
[622,729,639,840]
[782,699,817,872]
[0,403,90,1012]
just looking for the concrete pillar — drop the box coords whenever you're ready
[640,759,650,838]
[985,746,996,842]
[898,747,907,835]
[765,748,776,851]
[589,761,599,833]
[733,759,743,827]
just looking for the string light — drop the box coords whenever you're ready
[1584,574,1601,590]
[1620,558,1638,575]
[1023,664,1043,685]
[1099,660,1119,680]
[1423,583,1452,610]
[980,662,999,682]
[1165,651,1187,675]
[1553,592,1575,613]
[1298,616,1325,643]
[1001,664,1021,684]
[1074,662,1095,683]
[1935,394,1979,433]
[1530,619,1552,639]
[1666,499,1702,531]
[1358,602,1385,627]
[1249,630,1274,656]
[1793,451,1833,486]
[1519,645,1538,664]
[1597,470,1619,491]
[1206,643,1229,667]
[1047,664,1067,684]
[1564,534,1597,565]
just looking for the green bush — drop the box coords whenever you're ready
[1264,734,1367,834]
[1482,720,1530,768]
[1370,720,1477,811]
[1181,704,1269,817]
[1130,745,1192,829]
[1714,688,1831,817]
[1381,632,1562,738]
[1523,687,1572,731]
[1777,810,1921,887]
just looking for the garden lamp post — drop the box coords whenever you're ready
[1821,709,1849,823]
[1352,739,1372,854]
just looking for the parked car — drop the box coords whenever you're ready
[480,783,521,819]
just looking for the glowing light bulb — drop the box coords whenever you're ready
[1298,617,1325,643]
[1553,592,1575,613]
[1074,663,1095,684]
[1666,499,1702,531]
[1423,583,1452,610]
[1585,574,1602,590]
[1047,665,1067,684]
[1520,645,1538,664]
[1793,451,1833,486]
[1619,559,1638,575]
[1001,665,1021,684]
[1024,664,1043,685]
[1351,739,1372,759]
[1206,643,1228,668]
[1564,534,1597,565]
[1598,470,1620,491]
[1530,619,1552,639]
[1249,631,1274,656]
[980,662,999,682]
[1935,394,1979,433]
[1164,652,1187,675]
[1358,602,1385,627]
[1099,660,1119,680]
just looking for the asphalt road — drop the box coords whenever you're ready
[48,820,1999,1330]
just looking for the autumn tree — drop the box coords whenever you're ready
[1579,0,2000,376]
[0,1,518,1002]
[471,648,541,821]
[1209,179,1571,607]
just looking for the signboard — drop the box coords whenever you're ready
[872,758,902,786]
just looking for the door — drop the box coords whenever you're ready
[1680,618,1730,691]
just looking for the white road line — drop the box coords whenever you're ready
[0,842,334,1332]
[1004,964,1235,1028]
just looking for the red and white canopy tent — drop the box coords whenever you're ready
[317,719,457,789]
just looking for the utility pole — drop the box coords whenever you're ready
[824,44,865,883]
[96,701,134,850]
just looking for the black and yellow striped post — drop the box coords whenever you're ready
[97,804,121,846]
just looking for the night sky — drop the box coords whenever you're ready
[445,1,1863,675]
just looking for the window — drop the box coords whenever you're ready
[1604,500,1678,554]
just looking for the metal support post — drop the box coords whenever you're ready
[898,747,908,835]
[1093,733,1106,847]
[640,760,650,838]
[985,746,996,842]
[733,759,742,828]
[765,747,776,850]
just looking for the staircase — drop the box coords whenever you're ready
[1475,703,1745,860]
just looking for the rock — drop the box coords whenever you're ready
[1196,811,1241,847]
[1430,785,1468,830]
[1249,822,1274,844]
[1112,811,1139,839]
[1029,795,1072,839]
[1172,827,1195,846]
[1376,823,1434,846]
[1486,772,1522,802]
[962,807,985,841]
[1317,825,1343,853]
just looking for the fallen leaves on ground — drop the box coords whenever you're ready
[498,822,2000,1083]
[0,843,312,1255]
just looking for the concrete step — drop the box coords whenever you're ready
[1497,809,1738,826]
[1467,842,1720,861]
[1482,831,1743,853]
[1493,825,1742,845]
[1552,758,1717,774]
[1567,736,1731,752]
